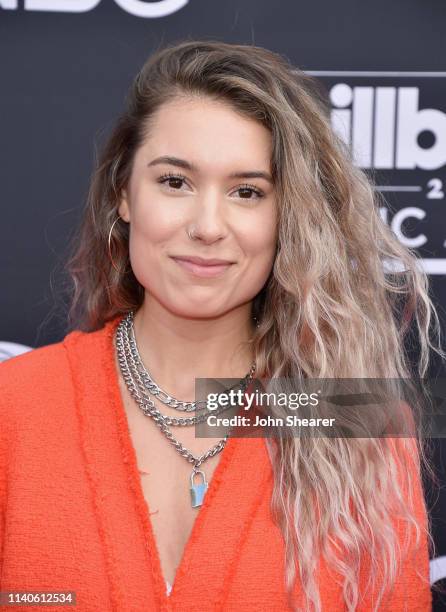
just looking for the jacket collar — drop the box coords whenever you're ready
[63,315,272,610]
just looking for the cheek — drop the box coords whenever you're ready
[128,195,185,258]
[131,198,179,241]
[243,212,277,258]
[239,224,277,286]
[126,202,176,286]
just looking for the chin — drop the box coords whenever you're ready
[167,302,228,321]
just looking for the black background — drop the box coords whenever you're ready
[1,1,446,608]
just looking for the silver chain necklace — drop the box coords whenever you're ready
[115,311,256,508]
[125,310,256,415]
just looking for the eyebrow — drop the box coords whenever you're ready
[147,155,274,184]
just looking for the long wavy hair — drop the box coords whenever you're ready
[65,39,445,611]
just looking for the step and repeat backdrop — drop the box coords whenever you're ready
[1,0,446,608]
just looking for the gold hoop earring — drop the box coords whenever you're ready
[108,216,122,272]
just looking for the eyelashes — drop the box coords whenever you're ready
[157,172,188,190]
[156,172,265,200]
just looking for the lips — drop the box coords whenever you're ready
[170,256,234,278]
[172,256,234,266]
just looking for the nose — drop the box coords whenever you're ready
[186,189,228,243]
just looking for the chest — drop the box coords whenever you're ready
[118,376,226,587]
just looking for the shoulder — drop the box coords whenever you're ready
[0,339,67,386]
[0,318,119,389]
[0,316,122,400]
[0,327,88,394]
[0,340,70,456]
[0,340,71,413]
[0,338,74,432]
[0,317,121,436]
[0,323,106,416]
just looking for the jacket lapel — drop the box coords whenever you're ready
[64,316,273,611]
[64,318,162,610]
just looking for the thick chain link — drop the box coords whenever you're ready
[115,312,255,468]
[125,310,255,412]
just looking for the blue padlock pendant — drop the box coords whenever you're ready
[190,469,208,508]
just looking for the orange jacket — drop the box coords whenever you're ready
[0,316,432,611]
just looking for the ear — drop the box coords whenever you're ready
[118,190,131,222]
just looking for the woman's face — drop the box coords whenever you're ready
[118,95,278,320]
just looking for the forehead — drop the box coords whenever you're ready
[139,95,273,171]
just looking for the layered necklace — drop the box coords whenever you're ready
[115,311,256,508]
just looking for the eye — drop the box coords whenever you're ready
[157,173,265,200]
[157,173,189,191]
[232,184,265,200]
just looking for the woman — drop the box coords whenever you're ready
[0,39,443,611]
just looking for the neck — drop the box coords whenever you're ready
[131,295,256,401]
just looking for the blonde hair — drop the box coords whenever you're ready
[65,39,445,610]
